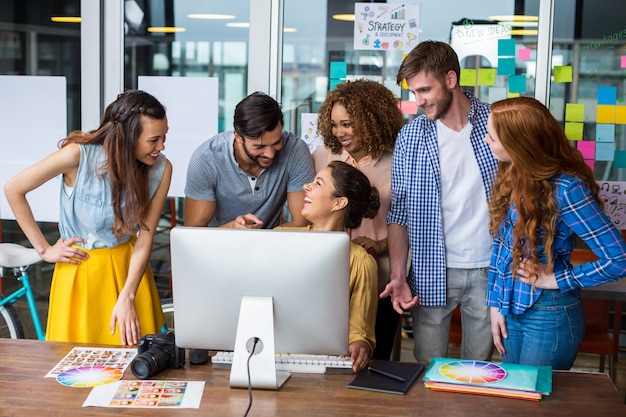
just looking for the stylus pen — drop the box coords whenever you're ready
[367,366,406,382]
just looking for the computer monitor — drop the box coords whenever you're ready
[169,226,350,389]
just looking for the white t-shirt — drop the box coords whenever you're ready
[436,120,492,268]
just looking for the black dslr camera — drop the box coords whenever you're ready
[130,331,185,379]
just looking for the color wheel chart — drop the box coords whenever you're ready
[56,366,123,388]
[438,360,507,384]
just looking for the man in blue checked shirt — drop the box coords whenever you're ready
[380,41,498,365]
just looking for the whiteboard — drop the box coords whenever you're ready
[138,76,219,197]
[0,75,67,222]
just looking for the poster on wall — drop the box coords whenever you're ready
[353,3,420,51]
[598,181,626,230]
[300,113,324,153]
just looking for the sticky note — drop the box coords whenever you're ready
[596,124,616,142]
[554,66,573,83]
[598,86,617,105]
[508,75,526,93]
[488,87,507,104]
[329,61,347,79]
[616,106,626,124]
[497,58,516,76]
[584,159,595,172]
[577,141,595,159]
[564,122,583,140]
[621,56,626,69]
[498,39,516,57]
[459,69,477,86]
[478,68,496,86]
[398,100,418,115]
[518,48,531,60]
[614,150,626,168]
[596,142,615,161]
[596,105,616,124]
[401,78,408,90]
[565,103,584,122]
[507,92,521,98]
[329,78,342,91]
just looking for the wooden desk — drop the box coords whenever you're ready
[1,339,624,417]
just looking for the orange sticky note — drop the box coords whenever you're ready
[616,106,626,124]
[596,105,616,124]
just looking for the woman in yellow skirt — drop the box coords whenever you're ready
[5,90,171,345]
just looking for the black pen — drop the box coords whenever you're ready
[367,366,406,382]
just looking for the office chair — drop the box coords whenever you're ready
[577,298,622,382]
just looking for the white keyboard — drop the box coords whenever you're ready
[211,351,353,374]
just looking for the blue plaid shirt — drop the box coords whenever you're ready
[487,174,626,315]
[387,92,498,306]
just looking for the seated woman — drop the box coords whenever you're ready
[276,160,379,372]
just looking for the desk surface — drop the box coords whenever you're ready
[1,339,624,417]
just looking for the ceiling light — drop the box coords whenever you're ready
[283,28,297,33]
[332,14,355,22]
[489,15,538,22]
[188,14,236,20]
[147,27,187,33]
[51,16,81,23]
[226,22,249,28]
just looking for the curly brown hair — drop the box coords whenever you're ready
[488,97,602,280]
[317,79,404,158]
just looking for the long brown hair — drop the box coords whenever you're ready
[488,97,602,278]
[60,90,166,236]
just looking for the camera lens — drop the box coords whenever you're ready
[130,345,171,379]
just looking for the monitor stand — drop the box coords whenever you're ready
[229,296,291,390]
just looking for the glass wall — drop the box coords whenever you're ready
[282,0,541,145]
[551,0,626,182]
[123,0,249,132]
[0,1,81,131]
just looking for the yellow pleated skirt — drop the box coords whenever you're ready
[46,237,165,345]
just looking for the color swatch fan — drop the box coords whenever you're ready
[56,366,123,388]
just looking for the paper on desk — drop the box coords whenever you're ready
[83,380,205,408]
[46,347,137,378]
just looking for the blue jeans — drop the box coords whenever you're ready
[502,289,585,370]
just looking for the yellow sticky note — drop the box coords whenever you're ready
[564,122,583,140]
[565,103,584,122]
[597,105,616,124]
[401,78,408,90]
[459,69,477,86]
[477,68,496,86]
[554,66,573,83]
[507,92,520,98]
[616,106,626,124]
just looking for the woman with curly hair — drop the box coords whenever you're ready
[485,96,626,369]
[313,79,405,360]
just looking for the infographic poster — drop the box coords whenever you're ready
[353,3,420,51]
[599,181,626,229]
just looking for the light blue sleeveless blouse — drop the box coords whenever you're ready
[58,144,166,249]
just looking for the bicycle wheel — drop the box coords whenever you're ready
[161,297,175,332]
[0,293,25,338]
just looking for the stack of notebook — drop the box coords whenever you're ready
[423,357,552,401]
